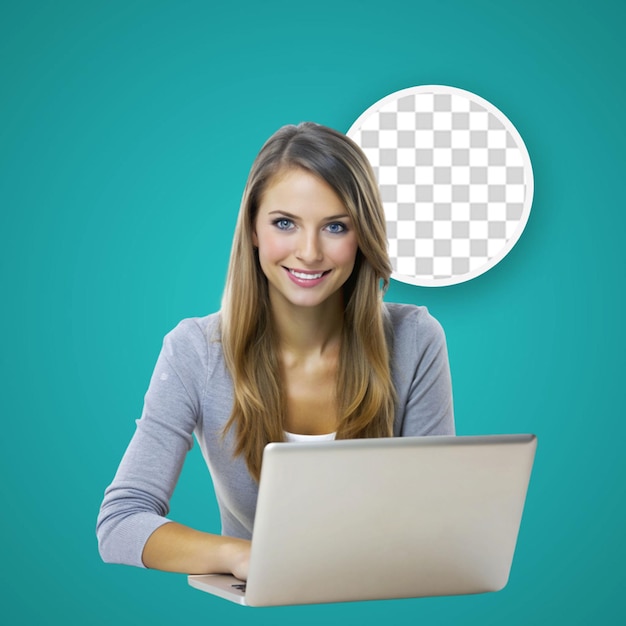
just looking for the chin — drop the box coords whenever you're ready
[274,288,340,311]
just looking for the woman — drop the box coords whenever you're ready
[96,122,454,581]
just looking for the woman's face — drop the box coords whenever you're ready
[253,168,359,312]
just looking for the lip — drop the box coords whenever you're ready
[283,267,331,288]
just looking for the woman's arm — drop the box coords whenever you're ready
[142,522,250,579]
[389,304,455,437]
[96,318,247,575]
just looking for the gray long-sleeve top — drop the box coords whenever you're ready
[96,303,455,567]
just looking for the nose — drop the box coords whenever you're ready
[296,229,323,264]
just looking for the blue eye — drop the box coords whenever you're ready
[273,218,294,231]
[326,222,347,234]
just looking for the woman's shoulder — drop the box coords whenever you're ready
[153,312,227,389]
[383,302,446,359]
[383,301,444,337]
[160,312,222,361]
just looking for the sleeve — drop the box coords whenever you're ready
[96,319,208,568]
[394,308,455,437]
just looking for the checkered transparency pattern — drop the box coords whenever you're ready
[347,86,533,286]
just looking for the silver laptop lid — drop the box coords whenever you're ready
[243,434,536,606]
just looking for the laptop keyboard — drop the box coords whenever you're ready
[232,583,246,593]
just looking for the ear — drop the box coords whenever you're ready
[252,229,258,247]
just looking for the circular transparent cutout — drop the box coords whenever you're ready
[347,85,534,287]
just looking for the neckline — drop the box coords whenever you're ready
[283,430,336,443]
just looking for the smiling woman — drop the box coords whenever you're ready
[96,122,455,582]
[253,168,359,311]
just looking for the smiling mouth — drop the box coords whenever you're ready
[285,268,331,280]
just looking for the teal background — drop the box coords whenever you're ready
[1,0,624,623]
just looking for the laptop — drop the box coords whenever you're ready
[188,434,537,606]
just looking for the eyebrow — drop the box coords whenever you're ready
[267,210,351,221]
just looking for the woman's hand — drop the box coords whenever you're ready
[224,538,251,581]
[142,522,251,577]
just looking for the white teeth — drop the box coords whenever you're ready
[289,270,325,280]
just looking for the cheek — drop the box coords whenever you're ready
[330,235,359,265]
[257,230,291,262]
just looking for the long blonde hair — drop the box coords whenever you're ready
[220,122,395,480]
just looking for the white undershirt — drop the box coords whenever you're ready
[283,431,337,443]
